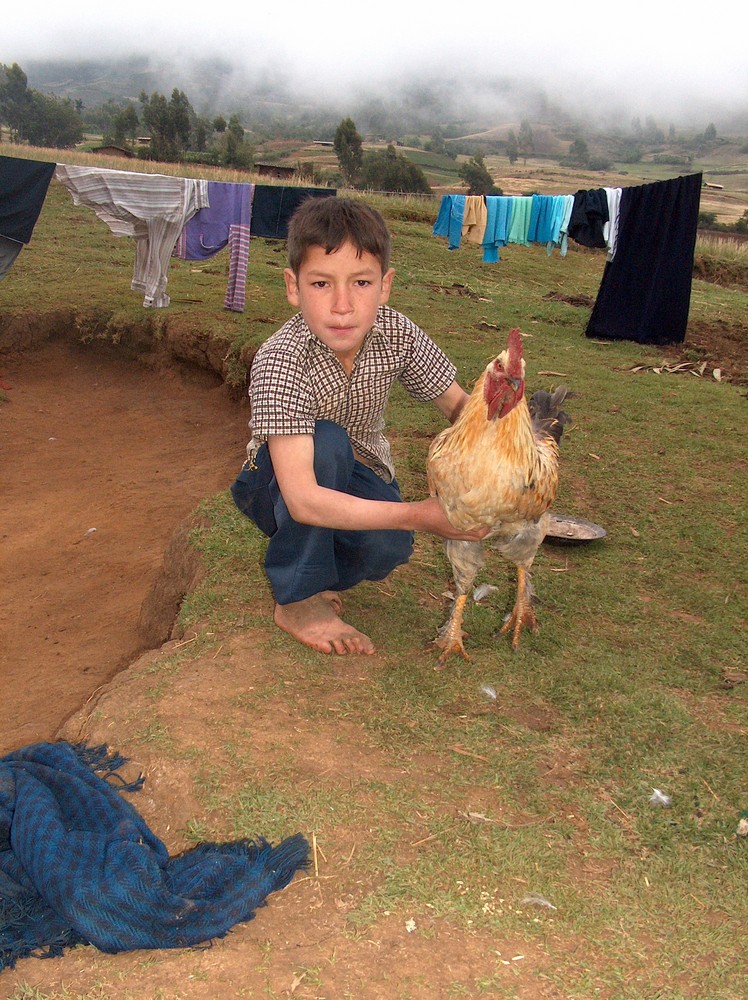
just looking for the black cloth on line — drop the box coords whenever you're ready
[250,186,336,240]
[568,188,609,249]
[0,154,56,244]
[585,173,702,345]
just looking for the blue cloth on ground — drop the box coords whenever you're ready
[0,741,309,971]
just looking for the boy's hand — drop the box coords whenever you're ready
[414,497,490,541]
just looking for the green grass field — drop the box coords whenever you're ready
[1,142,746,999]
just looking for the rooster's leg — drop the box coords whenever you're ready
[498,564,538,650]
[429,540,484,667]
[432,593,470,667]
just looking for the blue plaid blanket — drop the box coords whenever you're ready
[0,742,309,970]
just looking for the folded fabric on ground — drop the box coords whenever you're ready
[0,741,309,971]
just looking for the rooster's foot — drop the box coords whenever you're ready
[429,595,470,668]
[429,635,470,669]
[497,602,538,651]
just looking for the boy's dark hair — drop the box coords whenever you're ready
[287,197,391,275]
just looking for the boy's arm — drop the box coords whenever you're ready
[267,434,487,540]
[432,380,470,424]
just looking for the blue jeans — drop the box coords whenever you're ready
[230,421,414,605]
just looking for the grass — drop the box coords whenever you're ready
[1,142,747,999]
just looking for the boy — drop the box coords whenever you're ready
[231,197,486,656]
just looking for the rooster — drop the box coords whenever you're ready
[427,328,570,665]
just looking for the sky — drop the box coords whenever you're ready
[3,1,747,126]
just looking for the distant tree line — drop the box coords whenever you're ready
[0,62,253,169]
[131,89,253,168]
[0,62,83,147]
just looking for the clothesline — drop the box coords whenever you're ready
[0,153,335,310]
[432,174,703,346]
[1,154,702,345]
[432,188,622,263]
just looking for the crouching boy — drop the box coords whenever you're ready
[231,197,486,655]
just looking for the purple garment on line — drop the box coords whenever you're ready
[173,181,253,311]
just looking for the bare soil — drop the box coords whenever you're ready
[0,338,250,753]
[0,320,746,999]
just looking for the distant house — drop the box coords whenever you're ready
[313,140,334,147]
[91,145,134,158]
[255,163,296,179]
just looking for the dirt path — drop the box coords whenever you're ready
[0,339,249,755]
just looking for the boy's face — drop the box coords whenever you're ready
[284,241,394,368]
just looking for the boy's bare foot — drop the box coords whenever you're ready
[320,591,343,613]
[274,594,375,655]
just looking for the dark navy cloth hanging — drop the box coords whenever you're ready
[567,188,609,249]
[0,155,55,244]
[585,173,702,345]
[250,186,336,240]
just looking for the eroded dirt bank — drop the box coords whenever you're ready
[0,337,250,754]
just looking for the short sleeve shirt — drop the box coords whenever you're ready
[248,305,456,482]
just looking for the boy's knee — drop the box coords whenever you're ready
[368,530,414,578]
[230,460,277,537]
[312,420,354,486]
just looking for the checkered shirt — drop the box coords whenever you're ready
[247,305,456,482]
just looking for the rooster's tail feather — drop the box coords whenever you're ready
[529,386,572,445]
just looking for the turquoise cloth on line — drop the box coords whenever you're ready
[432,194,466,250]
[0,742,309,970]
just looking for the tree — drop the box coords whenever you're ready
[25,93,83,148]
[703,122,717,141]
[212,115,227,133]
[0,63,33,140]
[425,126,447,156]
[643,116,664,143]
[506,130,519,165]
[518,120,535,164]
[192,116,211,153]
[0,63,82,147]
[168,89,192,148]
[359,145,431,194]
[334,117,363,186]
[567,137,589,167]
[222,113,253,168]
[458,154,500,196]
[138,88,193,161]
[110,104,139,145]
